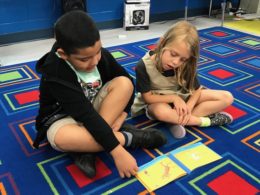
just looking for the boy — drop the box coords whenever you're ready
[33,11,166,178]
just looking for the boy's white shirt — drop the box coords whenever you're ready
[55,52,101,84]
[55,52,102,102]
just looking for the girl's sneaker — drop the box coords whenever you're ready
[210,112,233,126]
[169,125,186,139]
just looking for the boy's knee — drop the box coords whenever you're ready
[115,76,134,91]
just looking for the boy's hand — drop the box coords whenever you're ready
[110,145,138,178]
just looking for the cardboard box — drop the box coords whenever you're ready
[124,1,150,30]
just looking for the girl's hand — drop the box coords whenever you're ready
[110,145,138,178]
[173,96,189,124]
[186,86,203,112]
[181,106,191,125]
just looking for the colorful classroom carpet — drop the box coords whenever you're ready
[0,27,259,194]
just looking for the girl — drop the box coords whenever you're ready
[131,21,234,138]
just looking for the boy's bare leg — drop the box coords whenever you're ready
[54,76,133,152]
[98,76,133,129]
[54,124,125,152]
[54,123,139,178]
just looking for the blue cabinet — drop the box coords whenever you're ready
[0,0,61,35]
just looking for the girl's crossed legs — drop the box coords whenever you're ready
[147,89,233,127]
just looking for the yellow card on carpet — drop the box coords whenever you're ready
[169,142,222,171]
[136,155,187,192]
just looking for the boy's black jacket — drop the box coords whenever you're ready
[33,42,135,152]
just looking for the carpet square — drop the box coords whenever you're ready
[238,56,260,69]
[210,31,229,37]
[0,71,22,82]
[198,55,214,66]
[66,157,112,188]
[0,86,39,115]
[108,48,135,62]
[236,82,260,101]
[199,37,211,44]
[132,38,158,52]
[202,44,242,57]
[242,131,260,152]
[207,171,259,195]
[203,29,234,39]
[146,44,156,50]
[220,99,259,134]
[245,84,260,98]
[37,149,153,194]
[14,90,39,105]
[111,51,126,58]
[0,173,18,195]
[181,153,260,195]
[243,40,259,46]
[229,36,260,50]
[223,105,247,120]
[198,63,252,86]
[9,117,47,156]
[0,64,39,88]
[211,45,232,53]
[123,61,138,77]
[208,69,234,79]
[246,58,260,67]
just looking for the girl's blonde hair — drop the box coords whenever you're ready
[154,20,199,93]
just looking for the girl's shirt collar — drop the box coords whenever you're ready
[148,50,175,77]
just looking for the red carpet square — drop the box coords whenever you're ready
[146,44,156,50]
[211,31,228,37]
[223,105,247,120]
[208,171,259,194]
[14,90,39,105]
[209,69,235,79]
[66,157,112,188]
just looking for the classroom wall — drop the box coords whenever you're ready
[0,0,238,44]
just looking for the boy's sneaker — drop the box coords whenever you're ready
[210,112,233,126]
[121,123,167,149]
[169,125,186,139]
[69,152,96,178]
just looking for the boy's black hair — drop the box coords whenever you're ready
[54,10,100,55]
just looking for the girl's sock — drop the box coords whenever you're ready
[200,117,211,127]
[169,125,186,138]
